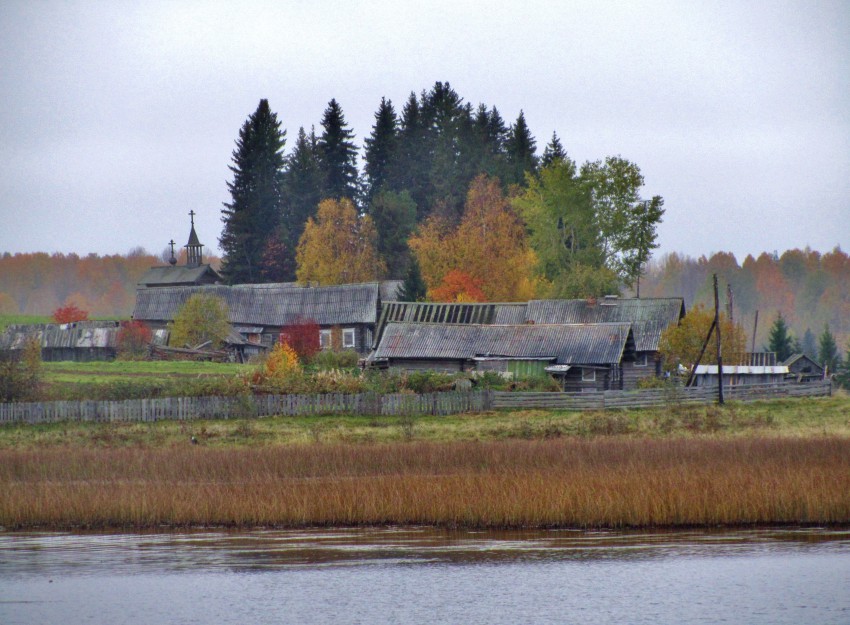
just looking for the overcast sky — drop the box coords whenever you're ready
[1,0,848,264]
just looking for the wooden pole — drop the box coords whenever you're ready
[686,317,716,388]
[751,310,759,354]
[714,274,724,405]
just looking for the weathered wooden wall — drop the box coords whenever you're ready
[0,382,832,424]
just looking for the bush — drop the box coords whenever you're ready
[310,349,360,370]
[116,321,152,360]
[401,371,456,394]
[0,338,42,401]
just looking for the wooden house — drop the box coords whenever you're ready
[133,281,398,355]
[370,322,636,392]
[372,297,684,388]
[782,353,825,382]
[523,297,685,387]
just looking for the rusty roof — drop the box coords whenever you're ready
[374,322,634,365]
[133,282,382,327]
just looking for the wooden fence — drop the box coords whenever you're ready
[0,381,833,425]
[491,381,833,411]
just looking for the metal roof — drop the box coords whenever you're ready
[374,322,633,365]
[694,365,789,375]
[0,321,121,350]
[524,297,684,352]
[133,282,382,327]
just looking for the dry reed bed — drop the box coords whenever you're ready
[2,437,848,529]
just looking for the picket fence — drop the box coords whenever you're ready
[0,381,832,424]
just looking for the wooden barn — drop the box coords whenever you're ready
[370,322,636,392]
[0,321,121,362]
[133,281,400,355]
[782,353,826,382]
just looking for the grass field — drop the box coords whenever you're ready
[42,360,250,384]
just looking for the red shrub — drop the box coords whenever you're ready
[52,304,89,323]
[280,316,321,361]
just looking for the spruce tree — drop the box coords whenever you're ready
[801,327,818,359]
[767,312,794,362]
[219,99,286,284]
[281,126,324,278]
[398,255,427,302]
[395,92,429,219]
[363,97,399,202]
[836,340,850,389]
[818,324,841,374]
[368,190,417,278]
[318,98,359,202]
[541,131,566,167]
[504,110,538,186]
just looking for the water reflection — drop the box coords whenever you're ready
[1,527,849,625]
[2,526,848,575]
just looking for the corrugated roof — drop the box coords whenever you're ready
[0,321,121,350]
[133,282,381,327]
[380,280,403,302]
[525,297,684,352]
[374,322,633,365]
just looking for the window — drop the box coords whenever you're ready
[342,328,356,349]
[635,353,648,367]
[319,329,331,350]
[582,368,596,382]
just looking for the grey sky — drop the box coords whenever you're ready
[1,0,848,263]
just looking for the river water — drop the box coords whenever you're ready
[1,527,848,624]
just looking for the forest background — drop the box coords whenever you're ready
[1,83,847,354]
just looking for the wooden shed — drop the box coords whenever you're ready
[0,321,121,362]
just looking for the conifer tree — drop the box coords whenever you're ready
[397,256,427,302]
[395,92,429,218]
[818,324,841,374]
[220,99,286,284]
[767,312,794,362]
[368,190,417,278]
[504,110,538,186]
[283,127,324,267]
[363,97,399,202]
[541,131,566,167]
[318,98,359,202]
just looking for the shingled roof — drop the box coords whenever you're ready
[524,297,684,351]
[137,264,222,288]
[374,322,634,365]
[133,282,383,327]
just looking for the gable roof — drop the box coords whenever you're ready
[524,297,684,352]
[373,322,634,365]
[137,264,222,288]
[782,353,824,371]
[133,282,382,327]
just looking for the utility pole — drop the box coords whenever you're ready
[714,274,724,405]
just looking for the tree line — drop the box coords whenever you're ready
[640,247,850,361]
[218,83,664,297]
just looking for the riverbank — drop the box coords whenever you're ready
[2,395,849,530]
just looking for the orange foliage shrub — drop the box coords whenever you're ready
[52,304,88,323]
[430,270,487,302]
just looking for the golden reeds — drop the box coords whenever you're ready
[2,437,849,529]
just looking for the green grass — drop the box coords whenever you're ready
[43,360,250,383]
[2,394,848,450]
[0,314,52,332]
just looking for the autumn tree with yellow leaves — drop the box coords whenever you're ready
[408,175,539,301]
[295,198,386,285]
[659,304,748,373]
